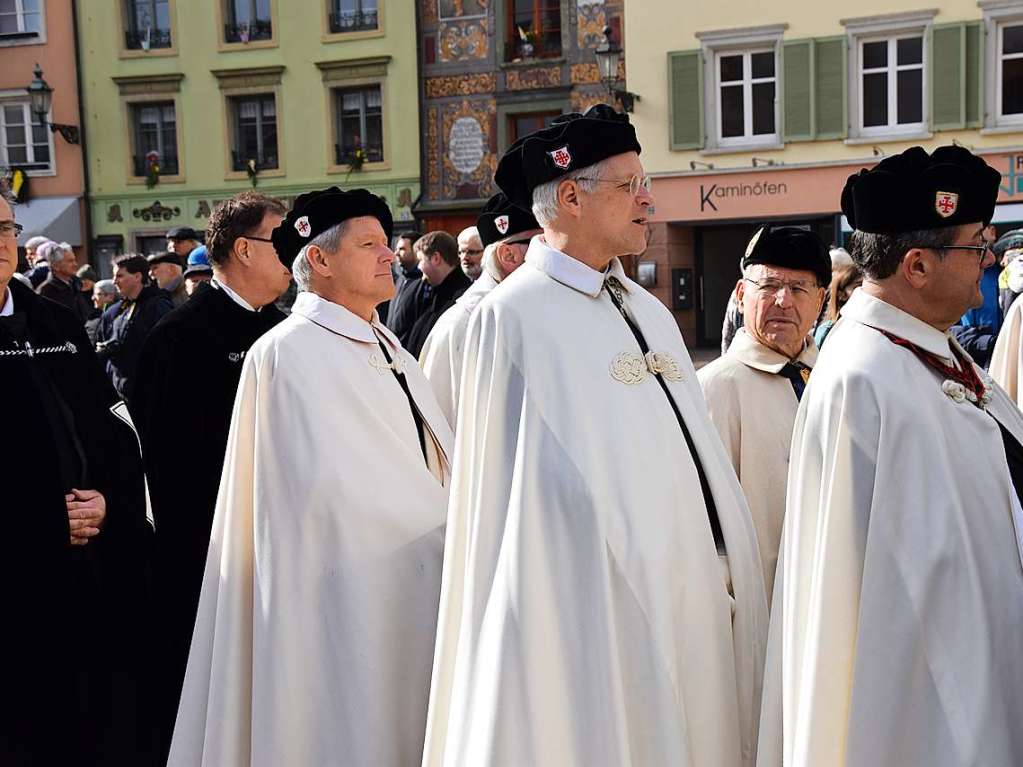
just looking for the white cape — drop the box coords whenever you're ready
[990,291,1023,405]
[168,292,453,767]
[423,239,768,767]
[769,290,1023,767]
[419,269,499,428]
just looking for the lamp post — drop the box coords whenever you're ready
[593,26,639,113]
[28,64,80,145]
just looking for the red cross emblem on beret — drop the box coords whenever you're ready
[294,215,312,237]
[549,146,572,169]
[935,191,959,218]
[495,214,510,234]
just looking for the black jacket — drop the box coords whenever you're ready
[0,278,150,766]
[96,284,174,404]
[130,285,286,761]
[386,264,428,346]
[405,267,472,358]
[38,273,91,323]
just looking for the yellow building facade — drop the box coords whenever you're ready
[627,0,1023,346]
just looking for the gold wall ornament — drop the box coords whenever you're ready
[610,351,647,385]
[645,351,683,381]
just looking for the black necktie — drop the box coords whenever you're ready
[779,362,811,401]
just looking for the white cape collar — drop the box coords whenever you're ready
[728,327,818,374]
[291,291,398,346]
[841,290,955,364]
[525,236,631,298]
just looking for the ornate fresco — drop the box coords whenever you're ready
[505,65,562,91]
[425,73,497,98]
[438,19,488,61]
[425,99,497,201]
[577,0,607,49]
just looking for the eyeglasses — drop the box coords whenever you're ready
[575,174,653,198]
[913,240,993,266]
[242,234,274,244]
[0,221,23,237]
[458,248,483,256]
[744,276,821,298]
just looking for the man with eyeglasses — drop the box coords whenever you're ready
[0,186,151,764]
[420,193,542,428]
[698,225,830,603]
[456,225,484,281]
[130,191,291,763]
[424,104,766,767]
[763,145,1023,767]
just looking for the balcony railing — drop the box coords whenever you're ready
[133,154,178,176]
[124,27,173,49]
[224,18,272,43]
[231,151,278,172]
[334,143,384,166]
[329,9,378,33]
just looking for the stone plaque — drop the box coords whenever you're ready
[448,116,484,175]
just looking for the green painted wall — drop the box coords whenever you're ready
[77,0,420,258]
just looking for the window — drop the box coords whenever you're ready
[124,0,171,50]
[508,110,559,144]
[0,103,51,171]
[859,35,924,133]
[0,0,41,36]
[131,102,178,176]
[999,23,1023,121]
[716,49,777,145]
[506,0,561,61]
[230,95,278,171]
[224,0,271,43]
[329,0,377,34]
[334,85,383,165]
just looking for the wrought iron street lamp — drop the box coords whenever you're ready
[28,64,80,145]
[594,26,639,113]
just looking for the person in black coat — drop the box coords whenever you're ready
[404,230,471,358]
[385,230,427,345]
[131,192,293,763]
[37,241,92,323]
[96,254,174,404]
[0,195,151,767]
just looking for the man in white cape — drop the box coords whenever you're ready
[765,146,1023,767]
[423,105,767,767]
[167,188,453,767]
[419,192,541,428]
[990,291,1023,404]
[698,226,829,601]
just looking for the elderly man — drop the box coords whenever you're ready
[133,192,292,762]
[22,235,52,287]
[0,188,150,765]
[148,251,188,307]
[420,193,541,427]
[38,241,91,322]
[767,146,1023,767]
[168,188,452,767]
[698,226,829,599]
[405,230,470,358]
[457,225,484,281]
[86,279,117,344]
[183,244,213,295]
[166,225,201,258]
[424,105,766,767]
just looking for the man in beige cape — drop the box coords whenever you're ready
[765,146,1023,767]
[419,192,541,428]
[167,188,453,767]
[424,105,767,767]
[698,226,829,600]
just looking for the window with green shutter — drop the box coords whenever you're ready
[931,21,984,131]
[668,50,704,150]
[782,36,847,142]
[782,40,813,141]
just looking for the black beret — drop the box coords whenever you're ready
[165,226,202,241]
[841,145,1001,234]
[742,226,832,287]
[993,228,1023,257]
[271,187,393,266]
[494,104,642,210]
[476,193,541,248]
[147,252,183,268]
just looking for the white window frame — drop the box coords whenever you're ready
[715,48,779,147]
[995,15,1023,125]
[0,0,46,47]
[0,97,55,176]
[857,33,926,136]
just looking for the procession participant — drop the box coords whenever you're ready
[456,225,484,281]
[698,225,829,599]
[423,104,767,767]
[132,192,291,763]
[772,145,1023,767]
[0,188,150,766]
[420,192,541,427]
[167,187,453,767]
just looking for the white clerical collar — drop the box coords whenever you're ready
[841,289,955,364]
[0,286,12,316]
[524,236,630,298]
[728,327,817,373]
[212,277,257,312]
[291,290,397,346]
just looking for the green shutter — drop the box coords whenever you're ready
[783,40,814,141]
[932,23,966,130]
[965,21,984,127]
[668,50,704,150]
[814,36,847,139]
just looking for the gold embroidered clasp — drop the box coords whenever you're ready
[369,351,405,375]
[645,351,682,381]
[610,350,683,384]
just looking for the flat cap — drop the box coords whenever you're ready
[476,193,541,248]
[271,187,393,266]
[166,226,202,241]
[993,228,1023,258]
[147,252,183,268]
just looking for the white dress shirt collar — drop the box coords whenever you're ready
[212,277,257,312]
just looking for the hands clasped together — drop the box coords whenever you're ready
[66,488,106,546]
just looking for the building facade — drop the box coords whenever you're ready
[415,0,625,235]
[628,0,1023,347]
[1,0,88,260]
[77,0,420,271]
